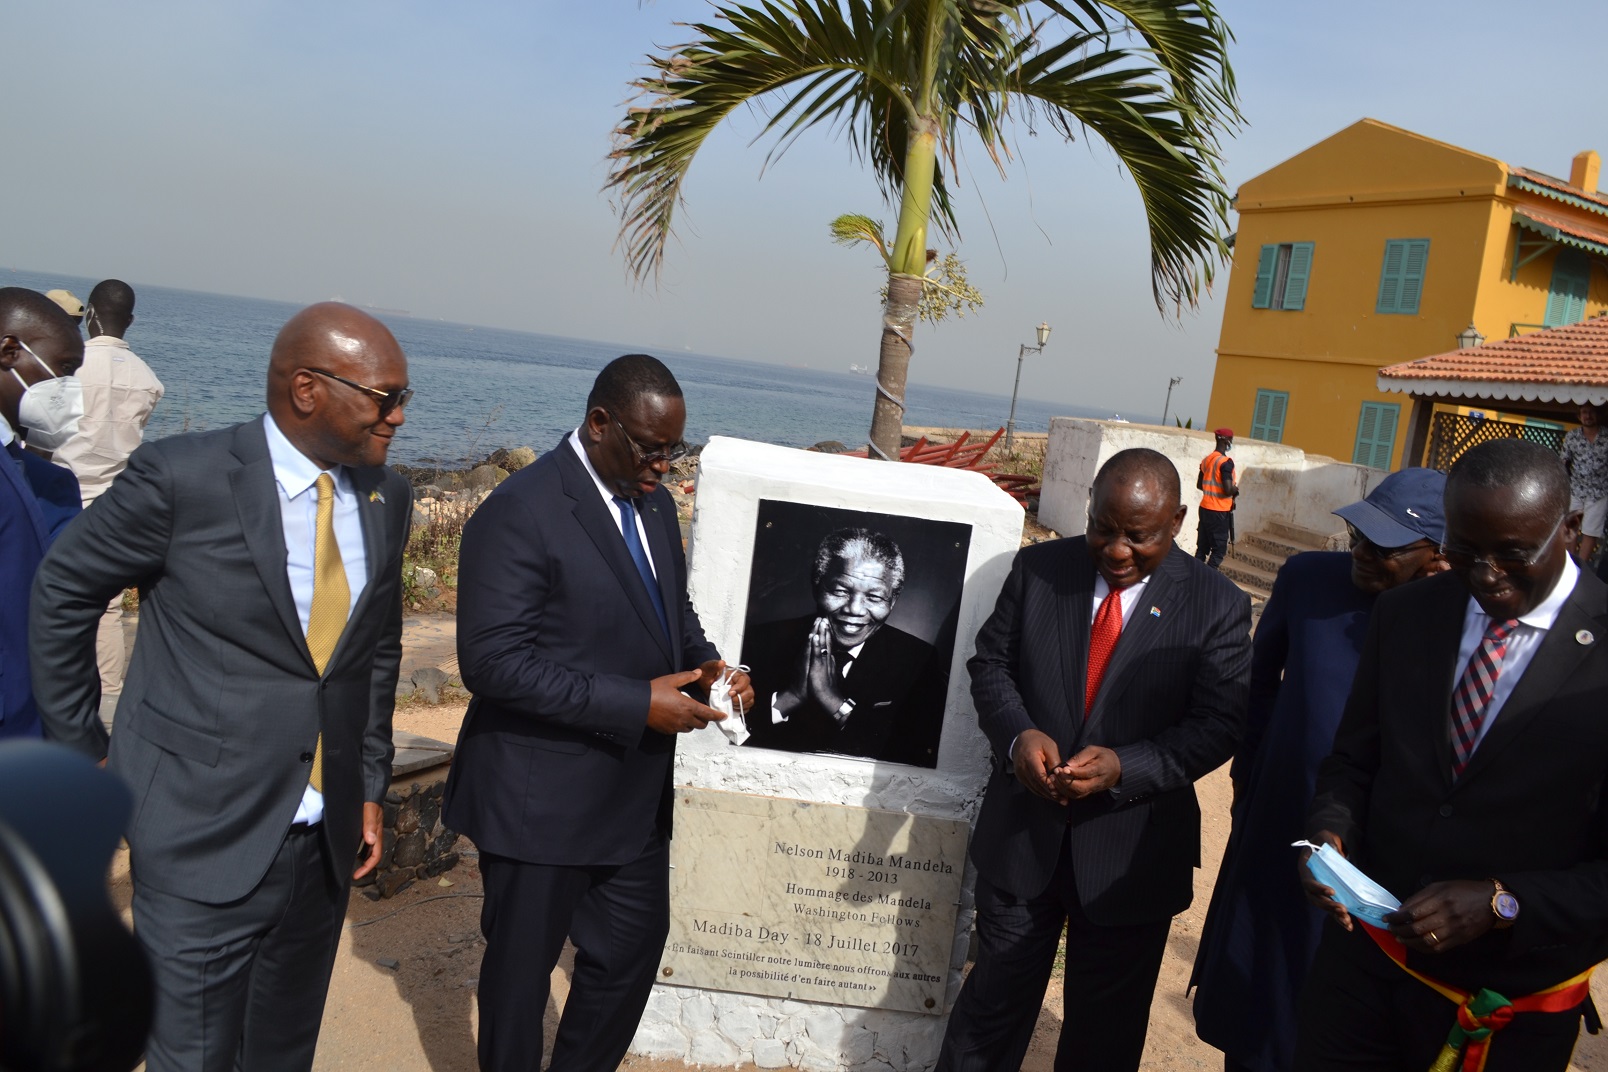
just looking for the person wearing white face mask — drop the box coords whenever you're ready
[53,279,163,696]
[0,287,83,740]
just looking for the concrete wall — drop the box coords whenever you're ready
[1039,419,1386,551]
[630,437,1025,1071]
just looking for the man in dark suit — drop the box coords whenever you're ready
[443,354,753,1072]
[742,527,949,767]
[1297,439,1608,1071]
[31,303,413,1071]
[1,288,83,740]
[937,447,1251,1072]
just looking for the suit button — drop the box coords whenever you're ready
[300,752,314,763]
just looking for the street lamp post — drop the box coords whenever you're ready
[1161,376,1183,426]
[1006,322,1052,453]
[1456,323,1485,350]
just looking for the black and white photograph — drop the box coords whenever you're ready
[738,500,972,768]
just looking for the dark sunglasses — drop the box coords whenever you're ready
[611,414,689,466]
[1439,512,1567,574]
[1344,522,1433,561]
[307,367,413,418]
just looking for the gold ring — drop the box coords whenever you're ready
[1427,931,1438,944]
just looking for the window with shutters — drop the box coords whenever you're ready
[1249,389,1290,442]
[1376,239,1430,314]
[1352,402,1400,469]
[1544,251,1590,327]
[1251,242,1315,310]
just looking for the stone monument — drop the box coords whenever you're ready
[630,437,1024,1070]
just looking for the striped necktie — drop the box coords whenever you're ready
[1449,617,1520,779]
[304,472,350,792]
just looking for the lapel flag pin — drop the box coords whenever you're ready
[1577,629,1594,645]
[368,489,385,505]
[1150,606,1162,618]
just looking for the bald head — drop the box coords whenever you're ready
[1093,448,1183,509]
[266,302,409,471]
[0,288,86,434]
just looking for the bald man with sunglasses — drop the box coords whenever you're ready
[31,303,413,1071]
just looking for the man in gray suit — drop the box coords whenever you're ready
[31,303,413,1071]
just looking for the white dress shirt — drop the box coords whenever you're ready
[1453,555,1579,754]
[55,336,164,504]
[568,429,656,577]
[1091,573,1152,627]
[1009,572,1154,760]
[263,413,369,825]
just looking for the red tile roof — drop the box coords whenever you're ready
[1378,315,1608,403]
[1513,205,1608,256]
[1511,166,1608,215]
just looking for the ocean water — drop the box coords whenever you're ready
[4,269,1138,466]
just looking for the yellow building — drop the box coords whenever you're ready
[1206,119,1608,469]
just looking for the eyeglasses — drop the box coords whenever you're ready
[1439,512,1567,574]
[611,414,689,466]
[1345,522,1433,561]
[307,367,413,418]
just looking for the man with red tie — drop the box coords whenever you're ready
[937,447,1251,1072]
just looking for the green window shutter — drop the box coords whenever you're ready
[1353,402,1400,469]
[1376,241,1405,312]
[1398,240,1429,314]
[1252,245,1277,308]
[1377,239,1429,314]
[1545,251,1591,327]
[1250,389,1290,442]
[1281,242,1315,310]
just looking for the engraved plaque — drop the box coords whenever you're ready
[661,787,969,1015]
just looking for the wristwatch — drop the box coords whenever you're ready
[1490,879,1520,929]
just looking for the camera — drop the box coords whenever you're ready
[0,742,149,1072]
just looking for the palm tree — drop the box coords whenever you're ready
[607,0,1241,459]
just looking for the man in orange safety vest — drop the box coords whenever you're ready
[1196,428,1237,570]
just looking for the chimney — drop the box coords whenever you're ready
[1572,150,1601,195]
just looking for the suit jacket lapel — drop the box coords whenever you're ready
[1456,582,1604,785]
[1082,548,1184,737]
[229,420,315,671]
[1052,540,1093,751]
[1425,581,1472,789]
[640,490,682,664]
[324,465,390,673]
[2,443,51,552]
[557,442,674,661]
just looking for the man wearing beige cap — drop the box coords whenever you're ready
[45,289,85,322]
[54,279,164,695]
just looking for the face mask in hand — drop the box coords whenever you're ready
[11,340,84,452]
[710,664,752,746]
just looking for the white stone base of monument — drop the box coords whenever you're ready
[630,437,1024,1071]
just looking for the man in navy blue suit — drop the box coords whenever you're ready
[444,354,753,1072]
[0,288,83,739]
[938,448,1251,1072]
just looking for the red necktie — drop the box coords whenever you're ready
[1085,589,1125,716]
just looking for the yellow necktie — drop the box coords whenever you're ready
[305,473,350,792]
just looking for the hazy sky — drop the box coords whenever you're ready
[7,1,1599,422]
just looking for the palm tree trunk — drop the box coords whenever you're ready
[866,119,938,460]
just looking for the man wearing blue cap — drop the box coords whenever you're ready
[1191,468,1447,1072]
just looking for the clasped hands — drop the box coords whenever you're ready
[1298,830,1498,953]
[772,617,853,728]
[646,660,754,735]
[1012,728,1122,803]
